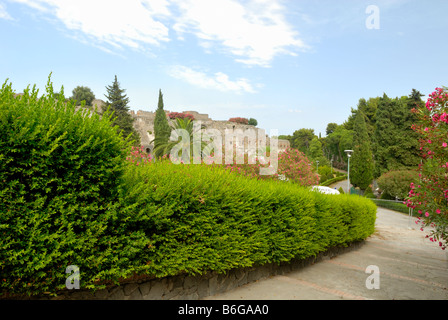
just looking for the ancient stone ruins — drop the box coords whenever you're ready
[91,99,290,155]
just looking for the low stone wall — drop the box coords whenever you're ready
[28,241,365,300]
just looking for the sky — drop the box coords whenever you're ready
[1,0,447,137]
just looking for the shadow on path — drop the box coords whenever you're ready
[204,207,448,300]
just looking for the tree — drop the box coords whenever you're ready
[373,93,421,178]
[409,88,424,102]
[104,75,130,112]
[326,123,338,136]
[248,118,258,126]
[309,136,329,166]
[323,126,353,169]
[343,97,379,140]
[71,86,95,106]
[153,89,171,158]
[111,109,140,145]
[350,110,374,190]
[104,76,140,145]
[153,117,209,162]
[291,128,316,154]
[406,86,448,250]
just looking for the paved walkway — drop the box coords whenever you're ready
[328,177,351,194]
[204,207,448,300]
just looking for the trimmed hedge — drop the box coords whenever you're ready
[1,78,377,297]
[119,161,377,279]
[371,199,411,215]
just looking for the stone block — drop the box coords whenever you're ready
[208,276,219,296]
[124,283,139,296]
[94,289,109,300]
[109,287,125,300]
[128,288,143,300]
[197,278,210,298]
[142,280,166,300]
[139,281,152,296]
[183,275,197,290]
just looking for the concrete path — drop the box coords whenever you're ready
[328,178,351,194]
[204,207,448,300]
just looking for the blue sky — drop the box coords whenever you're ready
[1,0,447,137]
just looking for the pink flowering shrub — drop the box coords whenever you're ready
[277,148,319,186]
[168,112,195,121]
[126,146,153,165]
[228,117,249,125]
[406,86,448,250]
[220,148,318,187]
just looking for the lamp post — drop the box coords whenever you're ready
[344,150,353,194]
[316,160,319,173]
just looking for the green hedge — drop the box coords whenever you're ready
[119,161,377,278]
[371,199,410,214]
[0,78,377,297]
[0,78,151,297]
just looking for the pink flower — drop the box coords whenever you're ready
[436,209,441,214]
[442,142,447,148]
[425,212,430,217]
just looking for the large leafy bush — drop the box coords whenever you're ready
[0,77,151,297]
[221,148,318,186]
[377,169,419,200]
[407,86,448,249]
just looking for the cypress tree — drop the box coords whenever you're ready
[350,110,374,190]
[153,89,171,158]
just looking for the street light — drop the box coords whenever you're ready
[344,150,353,194]
[316,160,319,173]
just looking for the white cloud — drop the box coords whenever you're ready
[10,0,171,50]
[168,65,256,93]
[0,3,14,20]
[10,0,306,66]
[172,0,307,67]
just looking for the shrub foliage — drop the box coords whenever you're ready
[120,161,376,279]
[0,77,377,297]
[377,169,419,200]
[0,77,151,297]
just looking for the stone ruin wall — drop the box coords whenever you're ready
[129,109,290,155]
[89,99,290,154]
